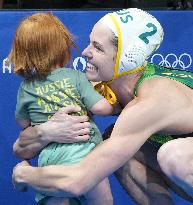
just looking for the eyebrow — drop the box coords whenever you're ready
[93,41,104,50]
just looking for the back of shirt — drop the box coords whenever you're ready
[16,67,103,145]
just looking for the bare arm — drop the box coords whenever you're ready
[13,126,49,159]
[13,106,91,159]
[90,98,113,115]
[89,81,121,115]
[90,98,122,116]
[13,95,165,195]
[13,79,183,195]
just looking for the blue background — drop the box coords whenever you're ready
[0,10,193,204]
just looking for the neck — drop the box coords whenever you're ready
[109,70,143,106]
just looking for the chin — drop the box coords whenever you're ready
[86,72,99,82]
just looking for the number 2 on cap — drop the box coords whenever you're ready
[139,23,157,44]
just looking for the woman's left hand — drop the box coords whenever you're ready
[12,160,30,192]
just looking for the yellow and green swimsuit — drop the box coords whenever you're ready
[134,62,193,146]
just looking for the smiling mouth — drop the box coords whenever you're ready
[87,63,98,71]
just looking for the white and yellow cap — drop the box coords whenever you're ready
[95,8,164,105]
[99,8,164,80]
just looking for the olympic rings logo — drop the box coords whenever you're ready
[150,53,192,70]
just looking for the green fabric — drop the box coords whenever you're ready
[134,63,193,145]
[15,67,103,145]
[36,142,95,203]
[135,63,193,96]
[38,141,96,166]
[15,67,104,204]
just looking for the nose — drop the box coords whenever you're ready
[82,45,92,58]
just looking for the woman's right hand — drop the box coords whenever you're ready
[14,106,91,159]
[38,106,91,143]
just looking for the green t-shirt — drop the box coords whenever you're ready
[134,63,193,145]
[15,67,104,145]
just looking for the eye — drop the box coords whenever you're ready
[95,45,102,51]
[93,41,103,52]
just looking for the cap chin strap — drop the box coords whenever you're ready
[94,65,145,105]
[94,82,117,105]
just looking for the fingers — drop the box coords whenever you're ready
[20,160,30,166]
[73,115,89,123]
[73,121,90,130]
[57,106,81,114]
[76,127,90,135]
[12,162,28,192]
[52,107,89,123]
[73,134,90,142]
[72,127,91,142]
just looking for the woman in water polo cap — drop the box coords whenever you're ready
[92,8,163,105]
[13,8,193,204]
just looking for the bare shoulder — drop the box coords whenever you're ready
[136,76,193,134]
[137,76,167,95]
[137,76,193,103]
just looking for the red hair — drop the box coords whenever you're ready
[9,13,76,78]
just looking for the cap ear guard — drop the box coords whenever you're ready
[119,41,147,73]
